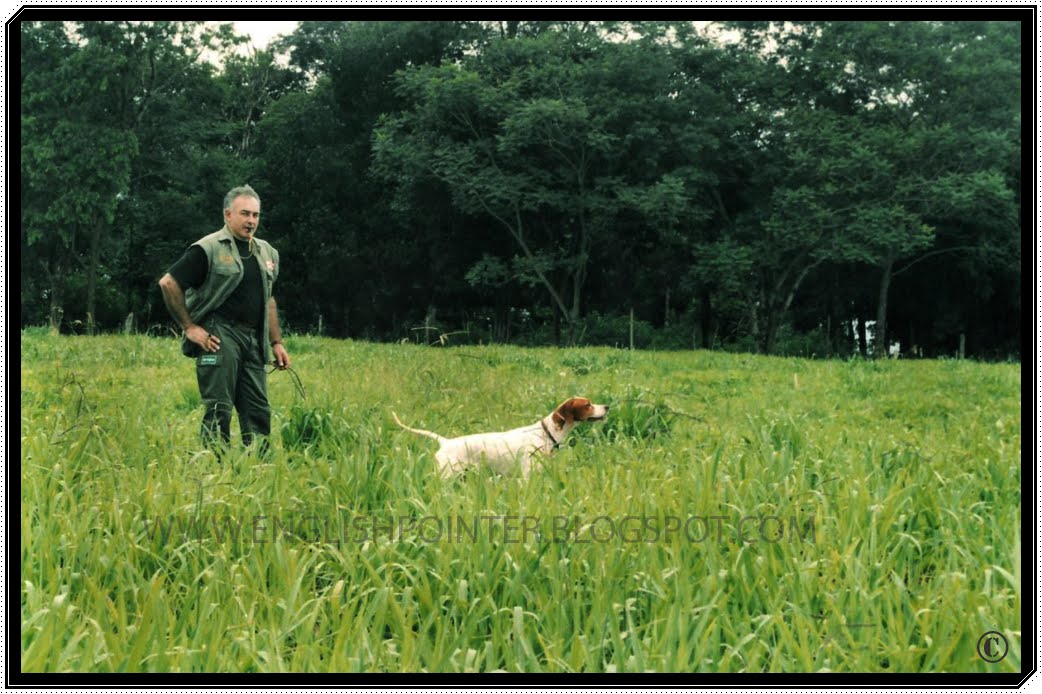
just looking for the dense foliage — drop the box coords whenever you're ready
[19,19,1023,358]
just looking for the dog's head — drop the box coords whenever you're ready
[552,397,609,426]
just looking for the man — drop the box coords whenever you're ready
[158,185,290,455]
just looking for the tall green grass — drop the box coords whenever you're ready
[20,333,1021,672]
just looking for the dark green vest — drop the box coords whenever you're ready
[184,225,280,361]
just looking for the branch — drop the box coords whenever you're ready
[430,106,574,323]
[781,256,826,314]
[472,195,570,320]
[39,259,54,285]
[891,245,985,278]
[711,188,731,227]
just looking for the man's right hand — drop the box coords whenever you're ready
[159,274,215,352]
[186,324,221,352]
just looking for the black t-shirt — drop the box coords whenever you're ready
[167,238,265,328]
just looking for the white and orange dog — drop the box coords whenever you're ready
[392,397,609,477]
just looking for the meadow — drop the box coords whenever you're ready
[20,331,1022,673]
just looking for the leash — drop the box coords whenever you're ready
[268,361,307,400]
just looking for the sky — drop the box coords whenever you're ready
[233,21,300,50]
[230,20,739,51]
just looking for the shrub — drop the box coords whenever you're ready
[601,389,676,442]
[280,403,337,451]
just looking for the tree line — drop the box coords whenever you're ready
[20,19,1023,358]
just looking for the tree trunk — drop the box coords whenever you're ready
[501,20,520,38]
[857,316,868,357]
[460,168,582,345]
[49,287,64,335]
[825,313,832,357]
[569,273,582,345]
[43,256,65,335]
[874,254,895,357]
[568,203,592,346]
[749,298,760,353]
[764,256,825,355]
[500,304,510,342]
[86,217,102,335]
[757,283,777,354]
[763,310,778,355]
[498,204,576,343]
[700,291,712,349]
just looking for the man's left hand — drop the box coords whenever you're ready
[272,342,290,369]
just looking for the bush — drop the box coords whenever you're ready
[280,403,338,451]
[577,311,655,348]
[770,325,833,358]
[601,389,676,442]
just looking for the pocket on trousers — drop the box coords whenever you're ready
[197,352,221,367]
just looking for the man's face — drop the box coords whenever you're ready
[224,195,260,241]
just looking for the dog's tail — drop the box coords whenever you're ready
[391,411,445,443]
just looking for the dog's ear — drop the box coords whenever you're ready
[553,398,576,426]
[556,397,593,424]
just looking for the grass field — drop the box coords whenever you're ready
[20,331,1022,673]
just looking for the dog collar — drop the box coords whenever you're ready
[540,419,561,449]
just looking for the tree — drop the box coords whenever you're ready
[374,31,708,343]
[725,19,1020,355]
[255,21,470,337]
[218,47,306,160]
[672,31,807,353]
[17,20,1021,355]
[22,22,137,333]
[21,20,242,333]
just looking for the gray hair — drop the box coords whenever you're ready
[223,185,261,212]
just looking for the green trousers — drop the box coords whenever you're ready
[196,316,270,454]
